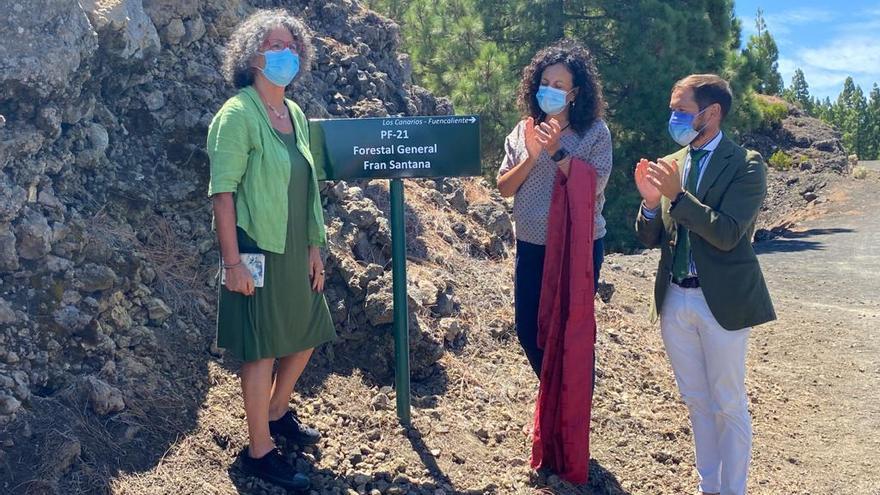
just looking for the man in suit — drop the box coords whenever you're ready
[634,74,776,495]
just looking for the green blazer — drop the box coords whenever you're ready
[207,86,326,254]
[635,136,776,330]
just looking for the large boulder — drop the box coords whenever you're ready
[0,0,98,99]
[14,207,53,261]
[81,0,161,60]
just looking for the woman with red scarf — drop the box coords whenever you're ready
[497,40,613,484]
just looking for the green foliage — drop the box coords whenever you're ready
[743,9,783,96]
[363,0,408,21]
[829,77,874,160]
[381,0,519,173]
[768,150,793,170]
[783,68,812,113]
[754,95,788,130]
[867,84,880,160]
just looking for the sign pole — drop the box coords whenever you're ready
[389,178,411,425]
[309,114,481,426]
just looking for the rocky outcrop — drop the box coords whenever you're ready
[742,102,850,238]
[0,0,512,436]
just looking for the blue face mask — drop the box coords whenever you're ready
[536,85,572,116]
[258,48,300,87]
[668,108,709,146]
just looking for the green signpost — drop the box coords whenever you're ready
[310,115,481,425]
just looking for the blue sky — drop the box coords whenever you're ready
[735,1,880,100]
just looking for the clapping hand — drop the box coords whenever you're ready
[523,117,543,161]
[645,158,683,201]
[635,158,662,209]
[535,117,563,155]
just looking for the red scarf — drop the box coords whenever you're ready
[530,157,597,485]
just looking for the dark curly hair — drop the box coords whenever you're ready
[517,39,605,136]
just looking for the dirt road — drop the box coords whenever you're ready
[747,174,880,494]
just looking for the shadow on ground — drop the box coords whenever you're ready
[755,227,854,255]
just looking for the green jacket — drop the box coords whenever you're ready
[635,136,776,330]
[207,86,326,254]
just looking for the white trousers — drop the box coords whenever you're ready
[660,284,752,495]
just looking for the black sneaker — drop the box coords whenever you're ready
[269,410,321,446]
[239,447,310,491]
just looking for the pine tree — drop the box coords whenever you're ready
[835,77,870,158]
[867,84,880,159]
[817,96,835,123]
[744,9,784,95]
[785,68,812,113]
[372,0,518,171]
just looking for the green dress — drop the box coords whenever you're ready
[216,130,336,362]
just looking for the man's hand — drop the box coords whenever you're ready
[646,158,684,200]
[635,158,662,209]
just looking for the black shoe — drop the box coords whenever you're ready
[239,447,310,491]
[269,410,321,446]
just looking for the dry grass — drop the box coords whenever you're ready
[853,165,869,179]
[462,178,495,205]
[140,216,211,321]
[86,211,211,322]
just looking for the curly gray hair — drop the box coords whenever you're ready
[221,9,314,88]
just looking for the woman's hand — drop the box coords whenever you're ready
[225,263,255,296]
[308,246,325,292]
[635,158,663,209]
[523,117,543,161]
[535,117,563,155]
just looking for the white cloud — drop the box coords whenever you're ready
[799,37,880,75]
[834,7,880,34]
[748,6,880,98]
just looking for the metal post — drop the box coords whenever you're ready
[389,178,411,425]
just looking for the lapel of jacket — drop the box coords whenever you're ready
[666,147,688,209]
[696,136,736,200]
[664,147,688,237]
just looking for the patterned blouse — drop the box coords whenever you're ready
[498,118,613,244]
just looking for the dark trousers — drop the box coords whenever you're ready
[515,237,604,378]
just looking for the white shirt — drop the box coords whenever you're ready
[641,130,724,277]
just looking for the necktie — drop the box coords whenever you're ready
[672,148,709,281]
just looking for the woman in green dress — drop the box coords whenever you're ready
[206,9,335,491]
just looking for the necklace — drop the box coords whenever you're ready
[265,101,286,120]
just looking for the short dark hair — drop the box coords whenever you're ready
[517,39,605,136]
[673,74,733,119]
